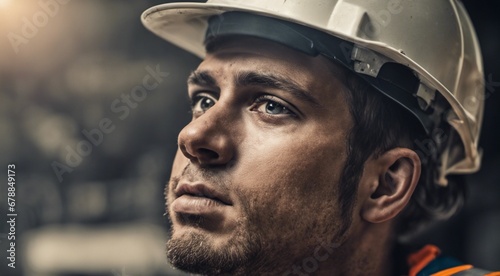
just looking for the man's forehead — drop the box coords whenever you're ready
[203,36,309,66]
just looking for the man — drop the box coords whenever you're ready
[142,0,498,275]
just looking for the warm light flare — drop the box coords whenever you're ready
[0,1,38,26]
[0,0,12,8]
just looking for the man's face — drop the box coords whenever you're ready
[166,37,354,275]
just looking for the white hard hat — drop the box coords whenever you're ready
[142,0,484,186]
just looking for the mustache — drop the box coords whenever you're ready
[168,163,232,195]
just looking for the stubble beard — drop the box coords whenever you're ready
[165,210,348,276]
[165,170,265,275]
[166,219,263,276]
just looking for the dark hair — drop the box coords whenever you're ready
[337,68,466,237]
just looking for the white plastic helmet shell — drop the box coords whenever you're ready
[142,0,484,186]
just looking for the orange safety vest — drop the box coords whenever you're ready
[408,245,500,276]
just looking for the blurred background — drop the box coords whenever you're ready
[0,0,498,275]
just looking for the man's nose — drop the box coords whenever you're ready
[177,106,236,167]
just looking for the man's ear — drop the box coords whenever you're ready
[361,148,421,224]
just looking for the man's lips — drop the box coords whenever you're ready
[171,183,232,216]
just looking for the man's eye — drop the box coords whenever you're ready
[254,96,295,116]
[258,101,291,115]
[192,95,216,113]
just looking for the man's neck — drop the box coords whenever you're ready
[313,224,395,275]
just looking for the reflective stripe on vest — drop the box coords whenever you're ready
[431,266,500,276]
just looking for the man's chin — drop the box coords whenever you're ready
[166,228,260,275]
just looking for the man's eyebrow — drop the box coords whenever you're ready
[187,70,218,87]
[236,71,320,106]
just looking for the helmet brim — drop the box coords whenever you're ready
[141,2,359,58]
